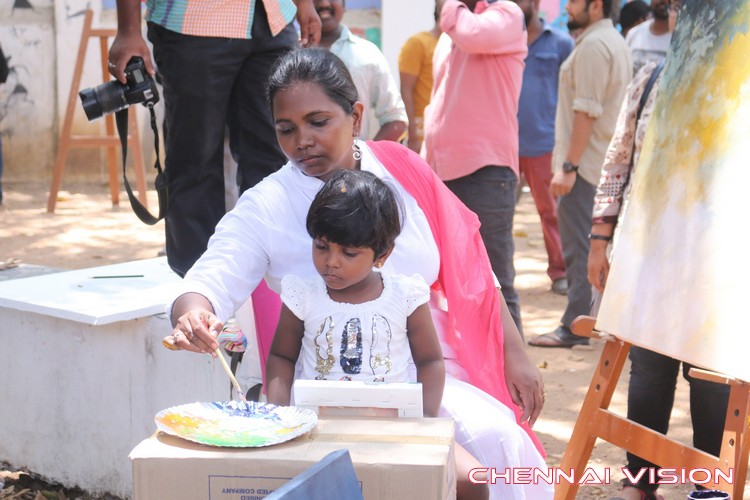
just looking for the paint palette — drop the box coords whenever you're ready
[155,401,318,447]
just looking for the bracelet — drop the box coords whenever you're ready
[588,233,612,242]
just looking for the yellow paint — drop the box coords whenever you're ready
[635,13,750,220]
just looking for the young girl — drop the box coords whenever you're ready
[265,169,446,417]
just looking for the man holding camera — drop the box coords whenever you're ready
[108,0,321,278]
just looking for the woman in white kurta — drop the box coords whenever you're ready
[167,48,551,500]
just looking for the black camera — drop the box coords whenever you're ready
[79,56,159,121]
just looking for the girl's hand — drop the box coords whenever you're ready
[167,309,223,356]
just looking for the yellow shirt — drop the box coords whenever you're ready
[398,31,439,120]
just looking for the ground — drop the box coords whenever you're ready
[0,182,745,499]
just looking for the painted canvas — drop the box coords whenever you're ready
[596,0,750,381]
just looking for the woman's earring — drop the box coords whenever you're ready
[375,261,383,269]
[352,138,362,161]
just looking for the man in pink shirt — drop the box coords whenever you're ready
[423,0,528,335]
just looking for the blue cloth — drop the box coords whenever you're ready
[517,22,574,157]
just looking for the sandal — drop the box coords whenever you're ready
[528,327,589,348]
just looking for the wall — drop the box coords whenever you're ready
[1,0,57,183]
[381,0,435,87]
[0,0,143,185]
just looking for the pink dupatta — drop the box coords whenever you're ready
[368,141,543,455]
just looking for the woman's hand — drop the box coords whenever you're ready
[499,291,545,426]
[504,350,545,427]
[587,239,610,292]
[165,309,223,356]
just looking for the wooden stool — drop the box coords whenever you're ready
[47,9,147,213]
[554,316,749,499]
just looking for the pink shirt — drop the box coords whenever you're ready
[422,0,527,181]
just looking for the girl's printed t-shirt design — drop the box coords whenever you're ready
[281,272,430,383]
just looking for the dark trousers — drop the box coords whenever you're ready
[624,346,730,493]
[147,7,297,277]
[444,166,523,336]
[557,174,596,330]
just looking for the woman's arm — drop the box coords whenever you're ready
[407,303,446,418]
[500,290,545,427]
[266,304,305,406]
[588,222,615,292]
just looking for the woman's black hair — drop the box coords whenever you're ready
[267,48,359,115]
[306,169,403,260]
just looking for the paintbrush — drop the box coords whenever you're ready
[214,347,248,403]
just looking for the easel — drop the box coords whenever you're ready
[555,316,750,499]
[47,9,147,213]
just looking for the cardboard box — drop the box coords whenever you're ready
[292,380,424,418]
[130,417,456,500]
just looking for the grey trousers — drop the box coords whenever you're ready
[444,166,523,336]
[557,175,596,329]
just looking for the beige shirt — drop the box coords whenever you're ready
[552,19,632,186]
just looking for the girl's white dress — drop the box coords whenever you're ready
[280,272,429,383]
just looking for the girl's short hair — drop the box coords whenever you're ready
[267,48,359,115]
[306,169,403,259]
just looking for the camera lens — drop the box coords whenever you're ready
[79,88,103,121]
[78,81,128,121]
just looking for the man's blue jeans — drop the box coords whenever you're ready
[444,166,522,336]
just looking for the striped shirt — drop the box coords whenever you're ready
[146,0,296,39]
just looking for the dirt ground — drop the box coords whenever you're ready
[0,181,745,499]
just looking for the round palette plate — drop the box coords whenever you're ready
[155,401,318,448]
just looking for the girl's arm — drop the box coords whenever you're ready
[406,303,446,418]
[265,304,305,406]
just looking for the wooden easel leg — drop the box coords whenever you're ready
[554,339,631,500]
[722,382,750,498]
[48,10,93,213]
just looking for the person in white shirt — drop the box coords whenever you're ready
[625,0,673,73]
[314,0,407,141]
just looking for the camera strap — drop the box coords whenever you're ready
[115,106,168,225]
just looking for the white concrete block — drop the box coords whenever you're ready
[0,258,228,498]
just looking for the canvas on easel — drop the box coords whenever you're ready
[596,0,750,382]
[555,3,750,499]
